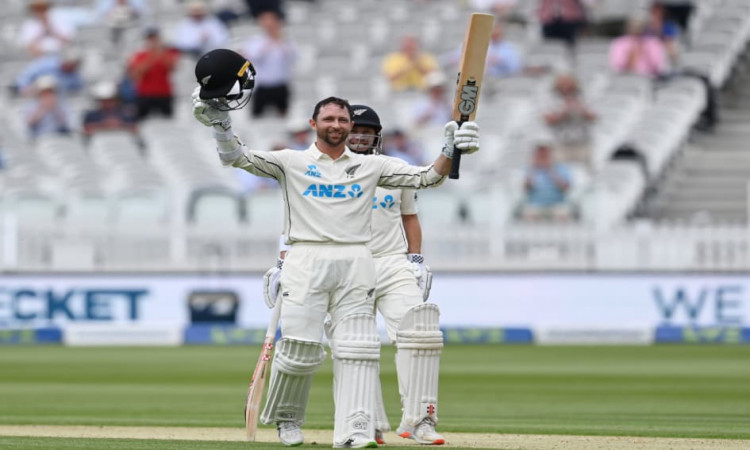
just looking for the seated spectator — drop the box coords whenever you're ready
[609,16,669,78]
[285,121,312,150]
[13,47,84,97]
[94,0,151,47]
[647,2,681,65]
[82,80,144,152]
[244,0,286,20]
[171,0,229,59]
[24,75,74,141]
[239,10,296,118]
[412,71,453,128]
[519,141,574,222]
[126,27,180,120]
[442,20,522,79]
[18,0,75,57]
[656,0,694,31]
[543,73,597,169]
[537,0,591,47]
[382,34,439,92]
[382,129,425,165]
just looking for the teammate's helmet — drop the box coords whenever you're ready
[348,104,382,155]
[195,49,256,111]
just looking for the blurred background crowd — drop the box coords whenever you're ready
[1,0,749,271]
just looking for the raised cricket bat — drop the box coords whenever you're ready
[449,13,494,180]
[244,299,282,441]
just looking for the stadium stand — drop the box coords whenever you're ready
[1,0,750,272]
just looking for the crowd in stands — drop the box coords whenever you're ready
[2,0,726,229]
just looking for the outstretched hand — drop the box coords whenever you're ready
[192,86,231,131]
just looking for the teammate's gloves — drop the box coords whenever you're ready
[192,86,232,131]
[441,121,480,158]
[262,258,283,308]
[408,253,433,302]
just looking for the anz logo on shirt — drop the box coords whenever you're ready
[305,164,322,178]
[303,183,363,198]
[372,194,395,210]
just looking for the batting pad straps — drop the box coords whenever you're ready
[329,314,381,446]
[396,303,443,428]
[260,338,326,425]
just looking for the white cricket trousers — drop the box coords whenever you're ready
[280,243,377,343]
[372,253,423,343]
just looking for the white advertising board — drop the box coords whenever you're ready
[1,273,748,329]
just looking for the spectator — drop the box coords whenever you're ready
[647,2,681,65]
[537,0,591,47]
[486,20,523,77]
[244,0,286,20]
[412,71,453,128]
[442,20,522,78]
[13,46,84,97]
[519,141,573,222]
[94,0,151,47]
[82,80,143,151]
[543,73,597,168]
[382,129,426,165]
[239,10,296,118]
[609,16,668,78]
[285,121,312,150]
[24,75,74,141]
[18,0,76,57]
[126,27,180,120]
[382,34,439,92]
[172,0,230,59]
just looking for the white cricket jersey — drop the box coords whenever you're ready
[368,187,418,257]
[226,144,444,244]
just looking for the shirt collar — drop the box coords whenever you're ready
[307,143,352,161]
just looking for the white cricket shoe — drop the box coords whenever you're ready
[277,421,304,447]
[397,418,445,445]
[333,434,378,448]
[375,429,385,445]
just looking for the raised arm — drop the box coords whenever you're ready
[192,87,284,180]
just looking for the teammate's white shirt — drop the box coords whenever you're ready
[225,143,444,244]
[368,187,417,257]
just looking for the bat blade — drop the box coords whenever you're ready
[244,300,282,441]
[449,13,494,180]
[244,338,274,440]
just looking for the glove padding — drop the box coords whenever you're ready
[408,253,433,302]
[262,259,283,308]
[192,86,232,131]
[441,121,480,158]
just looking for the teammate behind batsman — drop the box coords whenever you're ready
[192,49,480,448]
[265,105,445,445]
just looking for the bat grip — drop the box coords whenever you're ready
[448,119,466,180]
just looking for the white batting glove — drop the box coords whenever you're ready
[454,121,480,154]
[408,253,433,302]
[192,86,232,131]
[441,121,459,159]
[262,259,283,309]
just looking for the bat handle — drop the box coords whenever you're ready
[448,119,466,180]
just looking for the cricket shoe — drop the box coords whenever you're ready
[397,418,445,445]
[277,421,304,447]
[333,434,378,448]
[375,429,386,445]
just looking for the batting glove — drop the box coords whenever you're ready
[408,253,433,302]
[192,86,232,131]
[455,121,480,154]
[262,259,283,309]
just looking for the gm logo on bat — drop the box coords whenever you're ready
[458,80,478,116]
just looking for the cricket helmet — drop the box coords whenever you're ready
[348,104,382,154]
[195,48,256,111]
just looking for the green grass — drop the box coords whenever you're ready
[1,345,750,444]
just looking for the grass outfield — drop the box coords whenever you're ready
[2,345,750,448]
